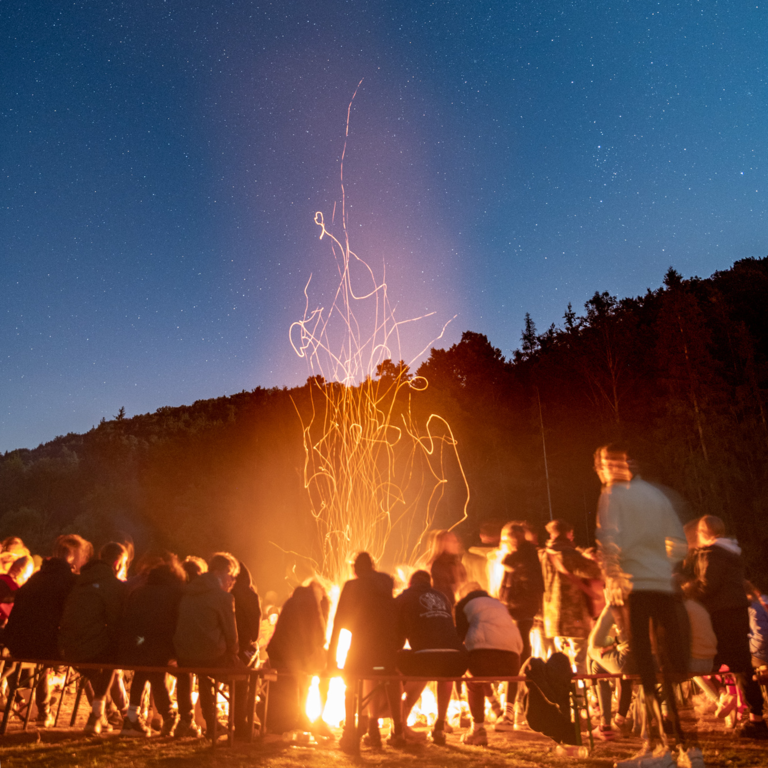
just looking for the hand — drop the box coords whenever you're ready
[605,576,627,607]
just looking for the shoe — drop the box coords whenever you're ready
[593,724,617,741]
[494,715,516,732]
[106,706,124,730]
[35,710,55,728]
[338,730,358,754]
[173,718,202,738]
[159,711,179,737]
[403,724,427,742]
[431,727,446,746]
[84,713,109,736]
[362,730,382,749]
[677,746,705,768]
[613,714,632,734]
[120,715,151,738]
[739,719,768,740]
[715,693,737,718]
[388,731,407,748]
[443,721,454,734]
[614,748,654,768]
[461,727,488,746]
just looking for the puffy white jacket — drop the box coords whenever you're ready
[456,590,522,654]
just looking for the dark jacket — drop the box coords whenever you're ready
[329,570,398,673]
[232,563,262,660]
[59,559,126,662]
[692,539,749,615]
[119,564,185,666]
[499,541,545,621]
[267,584,326,674]
[394,583,463,652]
[174,571,239,664]
[4,557,77,659]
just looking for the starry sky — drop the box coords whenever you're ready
[2,0,766,453]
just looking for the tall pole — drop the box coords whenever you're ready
[537,387,554,521]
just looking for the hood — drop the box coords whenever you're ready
[185,570,224,596]
[233,561,254,592]
[712,537,742,556]
[78,559,116,585]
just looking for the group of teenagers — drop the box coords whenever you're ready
[0,441,765,768]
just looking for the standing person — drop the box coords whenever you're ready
[328,552,404,752]
[232,562,261,666]
[496,522,545,729]
[263,580,328,735]
[4,534,91,727]
[394,570,468,746]
[429,531,467,610]
[541,519,601,673]
[173,552,244,741]
[455,581,522,747]
[687,516,767,739]
[59,542,129,735]
[119,558,187,737]
[594,443,697,768]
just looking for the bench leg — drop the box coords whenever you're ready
[1,663,22,735]
[70,673,86,727]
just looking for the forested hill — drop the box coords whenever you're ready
[2,256,768,596]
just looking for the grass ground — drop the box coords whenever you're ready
[0,714,762,768]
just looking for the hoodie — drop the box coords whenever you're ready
[174,571,239,663]
[692,538,748,614]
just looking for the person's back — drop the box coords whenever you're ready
[59,558,125,663]
[267,584,326,673]
[395,580,463,652]
[5,557,77,659]
[174,570,238,663]
[232,562,261,663]
[120,563,185,665]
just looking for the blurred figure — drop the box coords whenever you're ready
[59,541,129,735]
[595,443,693,764]
[455,581,522,747]
[4,534,91,727]
[428,530,467,609]
[182,555,207,581]
[0,537,31,575]
[541,518,601,674]
[328,552,403,752]
[745,580,768,670]
[262,580,328,735]
[0,556,34,625]
[686,516,767,739]
[466,519,504,592]
[119,557,186,737]
[394,570,468,746]
[232,562,261,666]
[496,522,544,729]
[174,552,244,741]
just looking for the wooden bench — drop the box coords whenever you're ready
[0,657,276,747]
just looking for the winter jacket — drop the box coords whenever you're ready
[4,557,77,659]
[691,538,748,614]
[748,595,768,663]
[59,559,126,662]
[174,571,239,664]
[119,564,185,666]
[541,537,601,639]
[499,540,545,621]
[329,570,398,673]
[596,477,686,593]
[455,589,522,654]
[394,583,463,652]
[267,584,326,674]
[232,563,262,660]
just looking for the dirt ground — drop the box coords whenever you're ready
[0,704,762,768]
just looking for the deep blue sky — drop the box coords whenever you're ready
[2,0,766,453]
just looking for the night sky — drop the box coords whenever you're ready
[2,0,766,453]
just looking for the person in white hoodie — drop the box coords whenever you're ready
[686,515,767,740]
[594,443,697,768]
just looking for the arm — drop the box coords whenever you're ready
[222,593,240,661]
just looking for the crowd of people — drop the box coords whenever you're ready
[0,442,765,768]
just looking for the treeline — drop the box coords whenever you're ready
[2,257,767,594]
